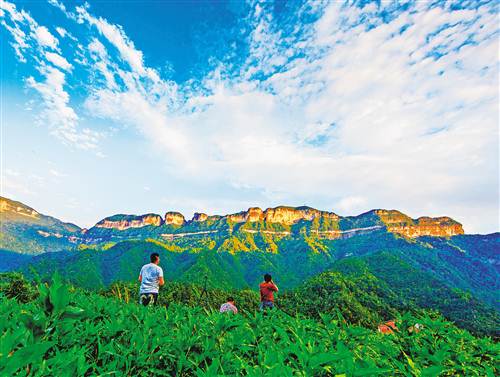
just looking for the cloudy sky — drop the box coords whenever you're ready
[1,0,498,233]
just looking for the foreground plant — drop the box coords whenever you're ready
[0,276,498,376]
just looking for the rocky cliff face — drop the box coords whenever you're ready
[1,197,40,221]
[192,213,209,222]
[87,206,463,239]
[247,207,265,222]
[227,207,265,223]
[165,212,185,226]
[375,210,464,238]
[266,206,339,224]
[226,206,339,225]
[95,214,163,230]
[264,206,314,224]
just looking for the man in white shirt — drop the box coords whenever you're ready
[138,253,164,306]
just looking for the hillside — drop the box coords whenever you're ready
[17,235,500,335]
[0,197,81,255]
[17,230,498,305]
[0,250,33,272]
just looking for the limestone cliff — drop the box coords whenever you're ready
[165,212,185,226]
[88,205,463,239]
[375,210,464,238]
[95,214,163,230]
[192,213,209,222]
[227,207,264,223]
[1,196,40,221]
[226,206,339,225]
[265,206,339,224]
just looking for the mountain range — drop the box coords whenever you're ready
[1,195,498,335]
[1,196,465,254]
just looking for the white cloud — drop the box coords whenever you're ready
[336,196,368,215]
[55,26,67,37]
[55,26,77,41]
[76,6,160,83]
[27,64,101,150]
[47,0,67,14]
[2,0,499,232]
[45,51,72,71]
[76,1,498,232]
[0,0,32,61]
[33,25,58,50]
[1,0,103,151]
[1,168,44,197]
[1,178,36,196]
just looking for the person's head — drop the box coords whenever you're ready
[150,253,160,264]
[264,274,272,282]
[227,296,235,304]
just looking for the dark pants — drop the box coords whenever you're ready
[139,292,158,306]
[260,300,274,311]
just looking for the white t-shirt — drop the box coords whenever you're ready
[219,302,238,314]
[139,263,164,294]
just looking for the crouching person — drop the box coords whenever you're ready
[220,297,238,314]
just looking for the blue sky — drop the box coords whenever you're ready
[0,0,498,233]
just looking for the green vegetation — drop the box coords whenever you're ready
[16,236,499,336]
[329,253,500,336]
[0,274,498,376]
[279,271,399,328]
[102,280,260,313]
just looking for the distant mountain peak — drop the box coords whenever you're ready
[165,212,185,226]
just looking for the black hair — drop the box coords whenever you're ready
[227,297,234,303]
[264,273,272,282]
[150,253,160,263]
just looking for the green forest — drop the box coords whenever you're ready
[13,237,499,337]
[1,273,498,376]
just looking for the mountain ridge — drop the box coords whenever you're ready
[0,195,477,257]
[88,205,465,240]
[0,196,466,239]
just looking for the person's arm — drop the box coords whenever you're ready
[271,281,279,292]
[158,267,165,286]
